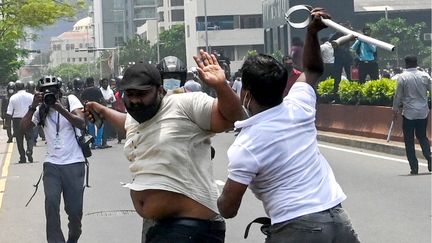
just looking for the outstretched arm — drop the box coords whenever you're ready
[297,8,330,86]
[84,102,127,135]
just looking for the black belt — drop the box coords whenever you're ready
[359,60,375,63]
[156,217,226,231]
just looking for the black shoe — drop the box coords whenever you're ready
[410,170,418,175]
[428,162,431,172]
[26,151,33,163]
[18,160,26,164]
[100,144,112,149]
[7,138,13,143]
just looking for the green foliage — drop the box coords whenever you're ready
[317,78,397,106]
[317,78,335,103]
[0,0,83,85]
[271,50,284,62]
[46,63,98,83]
[367,18,430,67]
[119,36,155,67]
[360,78,396,105]
[0,40,26,85]
[158,24,186,63]
[246,50,258,57]
[338,80,362,104]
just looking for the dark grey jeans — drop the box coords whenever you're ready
[265,205,361,243]
[43,162,85,243]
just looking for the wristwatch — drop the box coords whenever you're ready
[28,105,37,112]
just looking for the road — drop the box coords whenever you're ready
[0,131,430,243]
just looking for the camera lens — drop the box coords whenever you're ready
[44,93,56,106]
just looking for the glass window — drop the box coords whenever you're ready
[72,58,76,62]
[170,0,184,7]
[134,7,156,19]
[240,15,262,29]
[171,9,184,22]
[115,36,125,46]
[84,57,87,62]
[196,16,234,31]
[135,0,155,5]
[79,58,82,62]
[79,43,83,48]
[70,44,75,50]
[66,44,70,50]
[159,11,164,21]
[114,0,124,9]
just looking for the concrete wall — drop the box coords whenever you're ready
[315,104,432,142]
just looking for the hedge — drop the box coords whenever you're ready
[317,78,397,106]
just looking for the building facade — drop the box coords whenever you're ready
[184,0,264,73]
[49,17,95,68]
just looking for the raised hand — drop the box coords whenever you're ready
[308,8,331,34]
[193,49,226,88]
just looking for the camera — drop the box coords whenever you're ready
[43,91,57,106]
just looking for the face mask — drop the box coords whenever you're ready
[242,91,252,119]
[124,92,162,123]
[284,63,293,73]
[163,78,181,91]
[7,89,14,94]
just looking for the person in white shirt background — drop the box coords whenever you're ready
[231,71,242,97]
[99,78,115,148]
[6,80,35,163]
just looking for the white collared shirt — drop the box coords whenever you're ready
[228,82,346,224]
[7,90,34,118]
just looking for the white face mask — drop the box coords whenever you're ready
[163,78,181,91]
[242,91,252,119]
[8,89,14,94]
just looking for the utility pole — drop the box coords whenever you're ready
[204,0,209,52]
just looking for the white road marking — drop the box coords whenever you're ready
[318,143,429,167]
[215,180,226,186]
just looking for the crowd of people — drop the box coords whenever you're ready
[0,6,430,243]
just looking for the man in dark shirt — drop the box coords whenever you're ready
[81,77,106,149]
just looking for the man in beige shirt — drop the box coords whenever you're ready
[85,51,242,242]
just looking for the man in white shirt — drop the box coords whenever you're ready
[231,72,242,97]
[6,80,34,163]
[99,78,116,148]
[217,8,360,242]
[21,75,87,243]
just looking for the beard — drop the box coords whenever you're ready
[124,93,162,123]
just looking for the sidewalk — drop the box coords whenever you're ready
[317,130,424,158]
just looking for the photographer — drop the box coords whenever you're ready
[21,76,87,243]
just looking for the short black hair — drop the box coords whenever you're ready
[241,54,288,107]
[404,55,418,68]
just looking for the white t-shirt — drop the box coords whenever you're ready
[32,95,85,165]
[227,82,346,224]
[320,42,335,64]
[7,90,34,118]
[232,79,242,97]
[123,92,220,214]
[100,86,116,107]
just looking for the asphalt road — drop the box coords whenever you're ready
[0,131,431,243]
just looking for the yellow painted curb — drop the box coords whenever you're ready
[0,143,14,209]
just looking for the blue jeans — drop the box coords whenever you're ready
[265,204,360,243]
[146,217,226,243]
[87,122,104,146]
[43,162,85,243]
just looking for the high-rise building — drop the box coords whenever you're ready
[184,0,264,73]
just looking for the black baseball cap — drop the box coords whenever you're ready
[119,62,162,91]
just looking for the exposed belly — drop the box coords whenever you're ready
[130,189,217,220]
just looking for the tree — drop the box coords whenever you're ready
[367,18,431,67]
[0,0,84,85]
[46,63,98,83]
[118,36,155,68]
[158,24,186,63]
